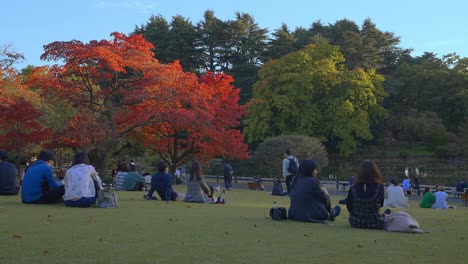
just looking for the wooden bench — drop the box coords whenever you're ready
[248,182,264,191]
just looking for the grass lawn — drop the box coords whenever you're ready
[1,186,467,264]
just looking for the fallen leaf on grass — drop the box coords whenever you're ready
[356,244,364,248]
[42,250,49,255]
[11,234,22,239]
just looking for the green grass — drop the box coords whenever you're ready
[1,187,467,264]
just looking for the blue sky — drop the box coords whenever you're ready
[2,0,468,69]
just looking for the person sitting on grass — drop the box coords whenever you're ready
[272,177,287,196]
[346,160,387,230]
[63,152,103,207]
[123,167,145,191]
[184,160,216,203]
[432,186,449,209]
[144,161,182,201]
[383,178,410,209]
[114,162,129,191]
[21,150,65,204]
[0,150,19,195]
[419,187,435,208]
[288,159,341,223]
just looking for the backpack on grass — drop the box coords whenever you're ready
[270,207,288,221]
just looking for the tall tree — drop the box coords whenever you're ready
[140,70,249,172]
[244,42,387,156]
[32,33,168,175]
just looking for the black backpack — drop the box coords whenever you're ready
[287,157,297,175]
[270,207,287,221]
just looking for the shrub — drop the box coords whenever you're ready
[253,135,328,178]
[398,151,408,158]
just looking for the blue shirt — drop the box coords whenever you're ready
[21,160,63,202]
[147,172,177,201]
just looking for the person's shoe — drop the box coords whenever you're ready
[384,208,391,215]
[330,205,341,221]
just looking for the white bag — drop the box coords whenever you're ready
[97,189,118,208]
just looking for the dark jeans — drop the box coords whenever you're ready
[285,175,294,196]
[23,185,65,204]
[224,175,232,189]
[65,197,96,207]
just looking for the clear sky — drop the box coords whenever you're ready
[2,0,468,70]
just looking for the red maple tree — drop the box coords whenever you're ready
[0,69,51,161]
[140,68,250,172]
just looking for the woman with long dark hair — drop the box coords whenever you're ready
[288,159,341,223]
[184,160,215,203]
[63,152,103,207]
[346,160,386,229]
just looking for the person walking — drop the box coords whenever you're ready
[223,160,233,190]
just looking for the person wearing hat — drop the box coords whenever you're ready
[21,150,65,204]
[0,150,19,195]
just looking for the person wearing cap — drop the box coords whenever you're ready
[21,150,65,204]
[0,150,19,195]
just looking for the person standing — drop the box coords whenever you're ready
[21,150,64,204]
[223,160,233,190]
[402,176,411,195]
[282,149,298,196]
[413,176,420,196]
[0,150,19,195]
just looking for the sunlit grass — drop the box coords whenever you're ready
[1,187,467,264]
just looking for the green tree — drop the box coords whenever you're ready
[253,135,328,178]
[244,42,386,156]
[266,23,297,60]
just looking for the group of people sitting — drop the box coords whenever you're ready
[1,148,227,207]
[143,160,225,204]
[0,150,104,207]
[287,159,424,232]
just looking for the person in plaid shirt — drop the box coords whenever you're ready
[346,160,387,230]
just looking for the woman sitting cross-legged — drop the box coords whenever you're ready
[288,159,341,223]
[64,152,103,208]
[184,160,216,203]
[383,178,410,209]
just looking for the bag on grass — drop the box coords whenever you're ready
[97,189,118,208]
[270,207,287,221]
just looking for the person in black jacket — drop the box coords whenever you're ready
[0,150,19,195]
[288,159,340,223]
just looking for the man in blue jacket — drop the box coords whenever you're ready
[21,150,64,204]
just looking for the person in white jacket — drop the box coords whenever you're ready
[64,152,103,207]
[384,178,410,209]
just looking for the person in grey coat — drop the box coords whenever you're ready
[288,159,340,223]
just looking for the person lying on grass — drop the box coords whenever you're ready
[144,161,183,201]
[288,159,341,223]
